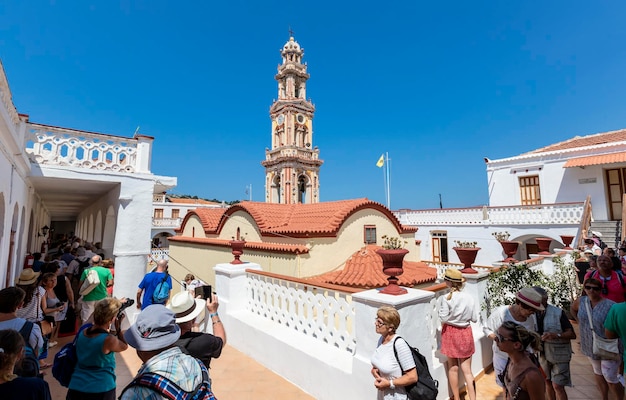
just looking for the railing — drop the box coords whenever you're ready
[152,218,182,228]
[622,194,626,247]
[153,194,166,203]
[264,145,320,161]
[150,248,169,261]
[395,202,585,226]
[576,196,592,249]
[420,261,495,280]
[246,270,357,354]
[25,123,140,172]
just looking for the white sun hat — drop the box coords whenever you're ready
[166,291,206,323]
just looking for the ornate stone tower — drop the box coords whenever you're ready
[262,36,322,204]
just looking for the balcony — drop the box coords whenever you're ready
[395,202,585,226]
[152,217,182,228]
[25,123,153,174]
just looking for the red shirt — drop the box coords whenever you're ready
[584,270,626,303]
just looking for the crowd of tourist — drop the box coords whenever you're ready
[3,232,626,399]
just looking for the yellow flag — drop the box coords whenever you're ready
[376,154,384,168]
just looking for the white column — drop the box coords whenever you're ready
[214,262,262,317]
[134,134,154,173]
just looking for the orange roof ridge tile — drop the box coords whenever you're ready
[307,245,436,289]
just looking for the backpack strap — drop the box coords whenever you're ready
[18,320,34,347]
[392,336,411,373]
[592,269,626,288]
[120,358,210,400]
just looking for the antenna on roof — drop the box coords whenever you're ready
[134,126,141,135]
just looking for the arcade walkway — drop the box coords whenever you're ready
[46,321,613,399]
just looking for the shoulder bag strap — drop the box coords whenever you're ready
[36,289,40,320]
[583,298,594,333]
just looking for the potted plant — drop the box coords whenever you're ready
[492,231,519,263]
[230,232,247,264]
[535,237,553,255]
[376,235,409,295]
[453,240,480,274]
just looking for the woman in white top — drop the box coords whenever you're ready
[438,268,479,400]
[371,306,417,400]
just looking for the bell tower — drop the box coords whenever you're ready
[262,36,323,204]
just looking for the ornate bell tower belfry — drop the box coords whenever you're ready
[262,35,323,204]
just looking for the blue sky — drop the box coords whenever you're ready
[2,1,626,209]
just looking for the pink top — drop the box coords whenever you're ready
[584,270,626,303]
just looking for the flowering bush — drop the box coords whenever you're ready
[492,231,511,242]
[381,235,408,250]
[454,240,478,248]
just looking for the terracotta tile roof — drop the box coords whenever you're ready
[307,245,437,289]
[563,151,626,168]
[221,199,417,237]
[167,197,221,206]
[177,208,228,234]
[168,236,309,254]
[525,128,626,155]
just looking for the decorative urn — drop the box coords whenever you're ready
[535,237,552,255]
[229,240,246,264]
[499,241,519,263]
[560,235,575,250]
[376,248,409,295]
[453,247,480,274]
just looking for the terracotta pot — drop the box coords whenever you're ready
[500,241,519,263]
[376,248,409,295]
[535,237,552,255]
[453,247,480,274]
[560,235,575,250]
[230,240,246,264]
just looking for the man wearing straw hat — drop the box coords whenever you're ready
[483,287,544,387]
[167,291,226,368]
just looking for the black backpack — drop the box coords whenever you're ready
[13,321,41,378]
[77,257,91,277]
[393,336,438,400]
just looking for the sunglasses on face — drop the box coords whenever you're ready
[518,301,537,312]
[374,319,387,327]
[495,332,517,343]
[584,285,601,292]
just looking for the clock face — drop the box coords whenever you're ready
[276,115,285,125]
[296,114,306,124]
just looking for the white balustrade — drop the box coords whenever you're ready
[395,202,584,226]
[150,248,169,261]
[247,272,356,354]
[25,123,142,173]
[420,261,494,280]
[152,218,182,228]
[153,194,166,203]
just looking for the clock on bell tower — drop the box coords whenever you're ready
[262,35,323,204]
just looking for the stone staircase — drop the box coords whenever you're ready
[589,220,622,249]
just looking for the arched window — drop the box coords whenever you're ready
[298,175,308,204]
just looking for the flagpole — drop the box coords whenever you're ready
[386,152,391,209]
